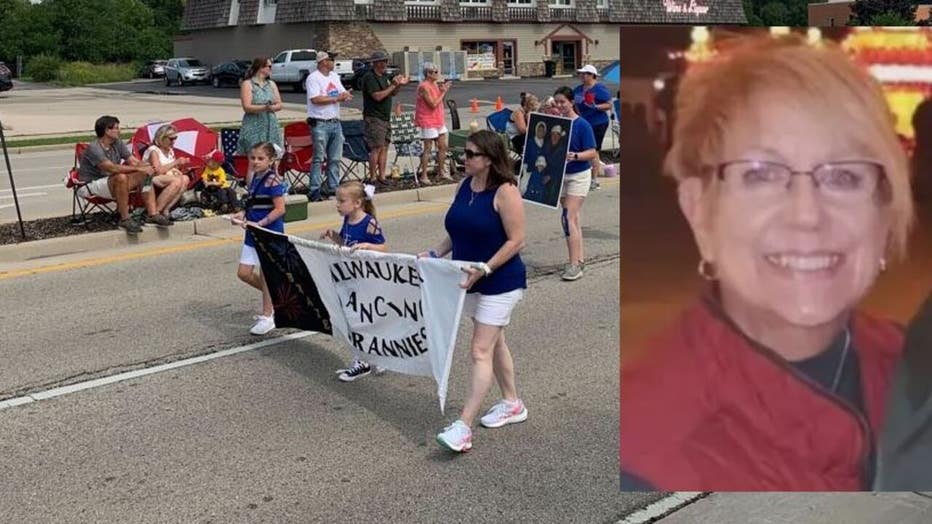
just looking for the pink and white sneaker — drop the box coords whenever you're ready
[436,420,472,452]
[479,399,528,428]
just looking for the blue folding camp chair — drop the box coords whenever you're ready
[340,119,370,183]
[486,108,513,133]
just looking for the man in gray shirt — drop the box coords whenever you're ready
[78,115,169,234]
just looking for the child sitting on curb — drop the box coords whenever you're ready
[202,151,240,213]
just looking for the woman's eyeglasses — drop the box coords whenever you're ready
[463,149,485,159]
[716,159,886,204]
[168,136,178,142]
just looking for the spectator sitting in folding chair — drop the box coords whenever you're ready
[143,124,192,220]
[78,115,169,234]
[360,50,409,185]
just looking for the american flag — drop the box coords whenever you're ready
[220,128,239,159]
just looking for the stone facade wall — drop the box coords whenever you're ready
[318,22,386,59]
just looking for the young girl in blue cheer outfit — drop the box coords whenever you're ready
[321,181,387,382]
[232,142,287,336]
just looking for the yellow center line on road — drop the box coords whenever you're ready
[0,202,450,281]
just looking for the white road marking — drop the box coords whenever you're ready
[0,192,46,200]
[0,183,63,192]
[2,165,69,174]
[0,331,317,411]
[617,493,705,524]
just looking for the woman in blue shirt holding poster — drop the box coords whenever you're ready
[552,86,597,281]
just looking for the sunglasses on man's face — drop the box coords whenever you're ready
[463,149,485,159]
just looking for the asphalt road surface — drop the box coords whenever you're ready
[0,182,649,522]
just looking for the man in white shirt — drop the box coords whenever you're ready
[305,51,353,201]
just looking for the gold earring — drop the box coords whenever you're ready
[697,259,717,281]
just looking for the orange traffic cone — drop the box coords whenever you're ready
[495,96,504,111]
[470,98,480,113]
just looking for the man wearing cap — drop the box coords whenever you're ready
[360,50,409,185]
[573,64,613,190]
[305,51,353,201]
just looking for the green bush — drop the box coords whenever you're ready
[57,62,136,86]
[26,54,62,82]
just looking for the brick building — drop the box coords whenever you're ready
[808,1,932,26]
[178,0,746,78]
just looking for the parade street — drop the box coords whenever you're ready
[0,181,638,522]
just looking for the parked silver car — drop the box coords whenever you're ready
[164,58,210,86]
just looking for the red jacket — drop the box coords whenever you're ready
[620,296,903,491]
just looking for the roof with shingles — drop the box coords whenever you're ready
[181,0,747,30]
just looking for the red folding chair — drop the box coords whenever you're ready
[65,143,118,227]
[65,142,154,226]
[278,121,313,192]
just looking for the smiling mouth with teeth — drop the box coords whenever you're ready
[765,253,842,271]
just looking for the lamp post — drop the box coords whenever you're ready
[0,120,26,241]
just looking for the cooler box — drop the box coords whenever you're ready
[284,194,308,222]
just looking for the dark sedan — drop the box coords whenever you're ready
[141,60,167,79]
[211,60,250,88]
[0,62,12,92]
[344,59,400,90]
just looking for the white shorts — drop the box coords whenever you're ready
[463,288,524,327]
[420,126,449,140]
[76,177,113,200]
[561,168,592,198]
[240,244,260,266]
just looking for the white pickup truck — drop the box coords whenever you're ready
[269,49,355,92]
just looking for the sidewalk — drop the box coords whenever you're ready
[641,492,932,524]
[0,182,459,264]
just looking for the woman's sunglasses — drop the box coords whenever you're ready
[167,136,178,142]
[463,149,485,159]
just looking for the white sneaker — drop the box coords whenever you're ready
[436,420,472,452]
[249,315,275,335]
[480,399,528,428]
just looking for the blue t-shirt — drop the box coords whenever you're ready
[573,83,612,127]
[444,178,526,295]
[339,213,385,247]
[244,169,286,247]
[566,118,597,175]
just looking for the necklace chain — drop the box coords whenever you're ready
[830,328,851,394]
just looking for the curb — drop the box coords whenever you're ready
[0,183,458,264]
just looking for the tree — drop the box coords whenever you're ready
[759,1,790,25]
[869,11,915,24]
[850,0,919,24]
[0,0,181,64]
[0,0,30,62]
[744,0,809,27]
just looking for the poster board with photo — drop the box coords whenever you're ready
[518,112,573,209]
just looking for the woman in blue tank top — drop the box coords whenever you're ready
[421,130,529,453]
